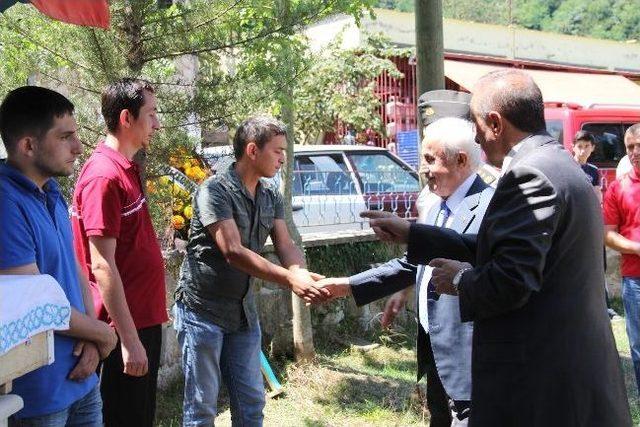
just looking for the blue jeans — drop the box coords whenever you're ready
[11,385,102,427]
[622,277,640,395]
[174,301,265,427]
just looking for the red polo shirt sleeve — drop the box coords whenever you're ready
[80,177,122,238]
[603,180,621,227]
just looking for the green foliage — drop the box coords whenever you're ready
[377,0,640,42]
[292,32,409,144]
[305,240,404,278]
[0,0,377,217]
[542,0,640,41]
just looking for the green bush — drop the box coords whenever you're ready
[305,240,405,278]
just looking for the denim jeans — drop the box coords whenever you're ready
[11,385,102,427]
[174,301,265,427]
[622,276,640,395]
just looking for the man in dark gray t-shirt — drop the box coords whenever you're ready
[173,116,329,426]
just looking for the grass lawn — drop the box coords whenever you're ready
[157,311,639,426]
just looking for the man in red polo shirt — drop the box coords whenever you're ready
[604,123,640,397]
[72,78,166,427]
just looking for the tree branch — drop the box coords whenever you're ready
[142,2,335,63]
[87,28,114,82]
[2,18,97,74]
[140,0,246,43]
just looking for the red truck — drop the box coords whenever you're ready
[544,102,640,189]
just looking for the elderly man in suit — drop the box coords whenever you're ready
[318,115,494,426]
[358,70,631,426]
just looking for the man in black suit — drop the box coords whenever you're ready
[361,70,631,426]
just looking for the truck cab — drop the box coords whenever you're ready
[544,102,640,189]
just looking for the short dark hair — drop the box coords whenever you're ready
[626,123,640,141]
[474,69,546,134]
[101,78,155,133]
[233,116,287,159]
[573,130,595,145]
[0,86,74,154]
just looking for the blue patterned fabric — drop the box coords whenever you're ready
[0,302,70,355]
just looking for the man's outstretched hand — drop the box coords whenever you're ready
[360,210,410,243]
[288,268,331,305]
[313,277,351,302]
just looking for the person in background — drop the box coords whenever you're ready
[572,130,602,202]
[604,123,640,397]
[0,86,116,426]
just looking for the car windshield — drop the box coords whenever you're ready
[348,153,420,193]
[292,154,355,196]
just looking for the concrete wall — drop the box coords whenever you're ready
[158,230,415,390]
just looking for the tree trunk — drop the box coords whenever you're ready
[121,0,145,74]
[280,87,316,362]
[275,0,315,363]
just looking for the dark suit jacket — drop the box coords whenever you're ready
[350,175,491,401]
[406,134,631,426]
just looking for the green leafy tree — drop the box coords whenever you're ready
[0,0,375,226]
[376,0,640,42]
[292,32,408,145]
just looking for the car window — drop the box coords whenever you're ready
[293,154,355,196]
[545,119,563,143]
[348,153,420,193]
[581,123,627,166]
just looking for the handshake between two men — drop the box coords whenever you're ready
[296,210,472,320]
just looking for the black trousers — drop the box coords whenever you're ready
[100,325,162,427]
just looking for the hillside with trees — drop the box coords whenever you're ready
[376,0,640,42]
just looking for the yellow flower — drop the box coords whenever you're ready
[183,205,193,219]
[172,215,186,230]
[173,199,184,212]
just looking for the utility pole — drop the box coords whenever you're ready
[415,0,445,96]
[415,0,445,148]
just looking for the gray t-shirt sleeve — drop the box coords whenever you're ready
[196,179,233,227]
[273,188,285,220]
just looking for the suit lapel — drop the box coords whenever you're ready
[449,175,487,233]
[450,191,481,233]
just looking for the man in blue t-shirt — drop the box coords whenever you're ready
[0,86,117,426]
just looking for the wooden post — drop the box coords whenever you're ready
[415,0,445,158]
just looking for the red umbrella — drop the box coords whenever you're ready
[0,0,110,28]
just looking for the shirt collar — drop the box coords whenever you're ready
[500,138,528,177]
[224,162,265,200]
[95,142,137,171]
[443,173,477,213]
[0,162,60,196]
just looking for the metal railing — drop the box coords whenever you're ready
[291,170,419,233]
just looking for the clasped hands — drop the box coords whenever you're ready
[304,211,472,304]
